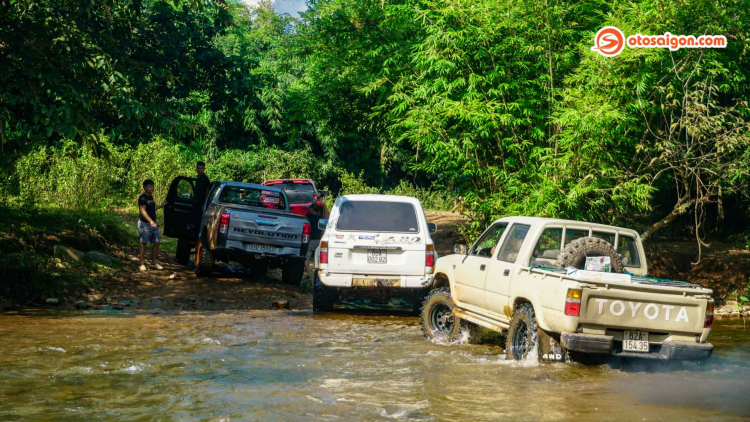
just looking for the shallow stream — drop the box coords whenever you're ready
[1,311,748,420]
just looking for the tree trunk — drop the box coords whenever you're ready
[641,196,696,241]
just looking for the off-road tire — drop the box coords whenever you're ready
[506,303,541,361]
[555,237,624,273]
[313,274,334,312]
[195,242,215,277]
[420,287,463,341]
[282,259,305,285]
[175,238,191,265]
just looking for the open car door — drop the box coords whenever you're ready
[164,176,200,240]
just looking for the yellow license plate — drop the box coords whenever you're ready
[352,277,401,287]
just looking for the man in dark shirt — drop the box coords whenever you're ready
[194,161,211,207]
[138,179,167,272]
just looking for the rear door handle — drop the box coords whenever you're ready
[503,269,510,276]
[480,264,486,271]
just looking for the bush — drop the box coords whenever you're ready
[125,137,196,204]
[209,147,330,184]
[329,172,451,211]
[14,140,127,209]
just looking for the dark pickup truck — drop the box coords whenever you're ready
[164,177,311,284]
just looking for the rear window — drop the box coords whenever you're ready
[617,235,641,268]
[282,183,316,204]
[219,186,286,210]
[336,201,419,233]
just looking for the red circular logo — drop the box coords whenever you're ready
[592,26,625,57]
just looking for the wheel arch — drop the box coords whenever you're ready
[511,295,552,332]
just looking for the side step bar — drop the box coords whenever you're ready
[454,309,509,332]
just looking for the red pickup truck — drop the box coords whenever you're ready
[262,179,329,217]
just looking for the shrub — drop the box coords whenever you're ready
[14,140,126,209]
[125,137,195,203]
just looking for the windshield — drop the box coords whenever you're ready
[336,200,419,233]
[282,183,316,204]
[218,186,286,210]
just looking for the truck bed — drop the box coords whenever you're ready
[530,266,706,290]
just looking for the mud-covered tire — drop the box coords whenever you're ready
[555,237,624,273]
[312,273,334,312]
[282,259,305,285]
[195,242,215,277]
[506,303,541,361]
[175,238,191,265]
[420,287,460,340]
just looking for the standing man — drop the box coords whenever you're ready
[138,179,167,272]
[194,161,211,208]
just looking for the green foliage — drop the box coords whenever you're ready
[2,0,750,249]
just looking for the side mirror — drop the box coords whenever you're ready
[453,244,467,255]
[319,190,330,198]
[318,219,328,231]
[427,222,437,234]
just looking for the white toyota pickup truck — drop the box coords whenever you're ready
[420,217,714,363]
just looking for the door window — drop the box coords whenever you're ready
[565,228,589,245]
[498,224,531,263]
[176,179,194,200]
[592,231,616,246]
[469,223,508,258]
[529,228,562,265]
[617,235,641,267]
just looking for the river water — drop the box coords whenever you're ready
[1,310,748,421]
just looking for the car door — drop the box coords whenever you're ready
[453,223,508,309]
[164,176,199,240]
[485,223,531,317]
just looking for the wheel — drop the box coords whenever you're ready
[313,273,334,312]
[175,238,191,265]
[282,259,305,285]
[195,242,215,277]
[555,237,624,273]
[420,287,464,341]
[506,303,541,361]
[245,257,269,277]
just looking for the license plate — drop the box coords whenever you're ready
[367,249,387,264]
[248,243,276,252]
[622,330,649,352]
[352,277,401,287]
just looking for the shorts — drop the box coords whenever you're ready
[138,220,160,244]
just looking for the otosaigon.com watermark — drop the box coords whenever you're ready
[591,26,727,57]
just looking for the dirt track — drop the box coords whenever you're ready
[88,211,469,312]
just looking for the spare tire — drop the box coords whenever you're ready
[555,237,624,273]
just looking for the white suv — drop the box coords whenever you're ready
[312,194,438,312]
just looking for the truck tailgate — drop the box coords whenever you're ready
[579,283,709,334]
[226,209,306,255]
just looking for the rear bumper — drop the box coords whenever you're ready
[317,271,433,289]
[561,333,713,361]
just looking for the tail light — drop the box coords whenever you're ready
[704,302,714,328]
[302,223,310,244]
[319,241,328,264]
[564,289,582,316]
[425,244,435,273]
[219,213,230,234]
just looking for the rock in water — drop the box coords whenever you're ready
[87,251,120,265]
[75,300,90,310]
[54,245,86,262]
